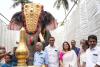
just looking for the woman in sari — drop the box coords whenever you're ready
[59,41,78,67]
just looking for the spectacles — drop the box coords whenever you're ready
[49,40,54,41]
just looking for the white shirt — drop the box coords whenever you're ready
[45,45,59,67]
[85,46,100,67]
[80,52,86,66]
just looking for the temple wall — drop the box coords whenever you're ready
[51,0,100,48]
[0,19,19,52]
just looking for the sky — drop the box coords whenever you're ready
[0,0,65,24]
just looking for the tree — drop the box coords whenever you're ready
[12,0,31,10]
[53,0,69,15]
[54,0,77,10]
[53,0,78,25]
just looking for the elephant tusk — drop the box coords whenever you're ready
[39,33,45,42]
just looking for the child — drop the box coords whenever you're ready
[1,54,13,67]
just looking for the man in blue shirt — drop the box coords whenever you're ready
[1,54,14,67]
[71,40,80,56]
[33,42,48,67]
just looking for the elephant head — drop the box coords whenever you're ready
[8,3,58,45]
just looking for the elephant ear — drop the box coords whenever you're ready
[46,19,58,31]
[41,11,58,31]
[8,11,24,30]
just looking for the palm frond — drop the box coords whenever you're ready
[60,21,65,26]
[12,0,17,1]
[71,0,74,2]
[19,0,31,3]
[12,2,20,8]
[53,0,62,9]
[12,0,31,8]
[24,0,31,3]
[62,0,69,10]
[53,0,58,7]
[71,0,77,4]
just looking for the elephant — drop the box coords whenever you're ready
[8,4,58,65]
[8,10,58,46]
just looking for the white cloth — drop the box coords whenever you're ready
[45,45,59,67]
[85,46,100,67]
[80,52,86,66]
[63,50,78,67]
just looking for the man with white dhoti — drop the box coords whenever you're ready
[45,37,59,67]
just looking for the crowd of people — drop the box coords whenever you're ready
[0,35,100,67]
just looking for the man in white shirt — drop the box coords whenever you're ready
[84,35,100,67]
[45,37,59,67]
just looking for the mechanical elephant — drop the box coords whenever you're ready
[8,3,58,65]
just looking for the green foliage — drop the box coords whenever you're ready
[53,0,69,10]
[60,21,65,26]
[12,0,31,8]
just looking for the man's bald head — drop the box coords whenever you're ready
[35,42,43,51]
